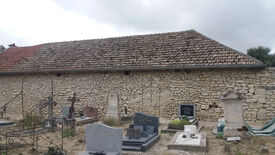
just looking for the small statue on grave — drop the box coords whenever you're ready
[126,124,141,139]
[126,124,135,139]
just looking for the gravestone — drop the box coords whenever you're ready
[178,103,196,119]
[178,103,198,126]
[133,113,159,134]
[221,91,244,137]
[163,103,198,133]
[82,124,122,155]
[61,106,73,120]
[75,106,99,125]
[122,113,160,151]
[61,106,75,129]
[106,91,119,119]
[83,106,98,118]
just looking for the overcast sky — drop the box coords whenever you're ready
[0,0,274,53]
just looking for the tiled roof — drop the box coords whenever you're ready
[0,45,43,71]
[0,30,264,74]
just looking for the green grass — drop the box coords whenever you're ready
[63,129,75,138]
[169,118,190,125]
[101,117,116,126]
[18,115,44,128]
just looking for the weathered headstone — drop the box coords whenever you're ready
[84,124,122,154]
[221,91,244,137]
[83,106,98,118]
[106,91,119,119]
[75,107,99,125]
[61,106,73,120]
[61,106,75,129]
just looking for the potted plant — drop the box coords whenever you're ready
[168,117,190,130]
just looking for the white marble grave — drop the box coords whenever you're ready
[168,125,207,152]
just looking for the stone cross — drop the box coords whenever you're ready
[46,96,57,120]
[67,93,79,119]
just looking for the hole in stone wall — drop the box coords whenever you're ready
[56,73,61,77]
[184,69,191,74]
[124,71,130,75]
[209,104,218,109]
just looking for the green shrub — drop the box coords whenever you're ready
[18,115,44,128]
[217,132,223,139]
[169,118,190,125]
[47,147,63,155]
[63,129,75,138]
[101,117,116,126]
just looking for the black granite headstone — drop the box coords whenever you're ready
[123,113,160,151]
[179,104,196,119]
[133,112,159,134]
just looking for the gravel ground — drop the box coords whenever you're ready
[1,120,274,155]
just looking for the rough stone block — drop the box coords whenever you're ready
[258,97,266,103]
[255,88,266,95]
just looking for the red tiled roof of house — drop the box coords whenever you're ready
[0,30,264,74]
[0,45,43,71]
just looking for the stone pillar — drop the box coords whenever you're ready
[221,91,244,137]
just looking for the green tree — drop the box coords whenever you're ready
[247,46,275,67]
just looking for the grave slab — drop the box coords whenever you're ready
[0,120,14,128]
[168,131,207,152]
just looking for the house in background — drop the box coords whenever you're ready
[0,30,273,121]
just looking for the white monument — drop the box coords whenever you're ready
[106,91,119,119]
[221,91,244,137]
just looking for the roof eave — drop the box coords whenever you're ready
[0,64,266,76]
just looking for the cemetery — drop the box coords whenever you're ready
[0,30,274,154]
[0,89,274,154]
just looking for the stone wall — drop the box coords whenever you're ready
[0,68,274,121]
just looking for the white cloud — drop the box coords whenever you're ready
[0,0,274,54]
[0,0,124,46]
